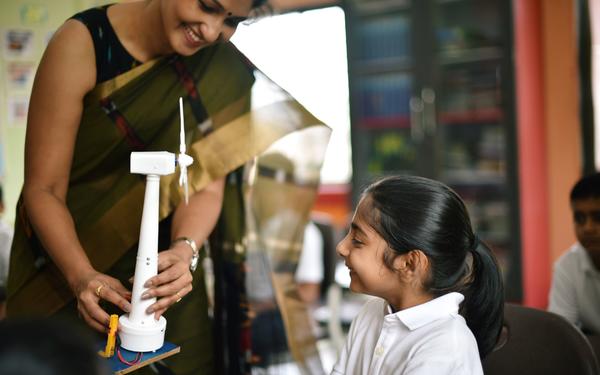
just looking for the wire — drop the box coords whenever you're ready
[115,337,143,366]
[117,346,143,366]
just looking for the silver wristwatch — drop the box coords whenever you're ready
[172,237,199,272]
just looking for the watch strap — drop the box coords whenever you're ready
[171,237,199,271]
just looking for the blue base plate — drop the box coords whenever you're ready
[98,341,180,374]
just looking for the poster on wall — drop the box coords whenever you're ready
[2,29,34,59]
[6,62,35,90]
[7,96,29,126]
[20,4,49,25]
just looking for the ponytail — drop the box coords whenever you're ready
[462,239,504,358]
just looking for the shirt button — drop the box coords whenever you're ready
[375,346,384,356]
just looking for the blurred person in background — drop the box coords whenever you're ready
[549,172,600,335]
[0,186,14,320]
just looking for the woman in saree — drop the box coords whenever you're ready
[6,0,328,374]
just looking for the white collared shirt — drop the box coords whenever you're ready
[548,243,600,334]
[331,292,483,375]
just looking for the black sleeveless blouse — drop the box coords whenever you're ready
[71,5,141,84]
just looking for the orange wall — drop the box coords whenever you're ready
[541,0,581,266]
[515,0,551,308]
[515,0,582,308]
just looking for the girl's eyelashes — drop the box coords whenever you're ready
[351,238,363,246]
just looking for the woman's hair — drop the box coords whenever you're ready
[361,175,504,358]
[249,0,272,19]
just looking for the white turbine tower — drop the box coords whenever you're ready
[118,97,193,352]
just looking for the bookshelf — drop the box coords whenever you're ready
[344,0,521,300]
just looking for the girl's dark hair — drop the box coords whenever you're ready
[362,175,504,358]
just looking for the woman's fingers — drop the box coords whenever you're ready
[110,280,132,299]
[87,301,111,329]
[77,291,110,333]
[78,307,108,333]
[148,283,193,318]
[145,253,190,290]
[153,307,168,319]
[93,276,133,312]
[119,249,194,319]
[99,283,132,313]
[142,269,192,300]
[74,273,132,332]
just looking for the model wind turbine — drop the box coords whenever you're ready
[118,97,193,352]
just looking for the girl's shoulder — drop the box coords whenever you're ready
[360,296,386,315]
[350,297,388,329]
[417,313,478,354]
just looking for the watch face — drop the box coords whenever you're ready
[190,255,199,272]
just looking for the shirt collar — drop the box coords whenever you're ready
[388,292,464,331]
[575,243,597,275]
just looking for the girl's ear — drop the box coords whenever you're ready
[393,249,429,280]
[392,253,409,274]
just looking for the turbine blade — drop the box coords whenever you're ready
[179,97,186,154]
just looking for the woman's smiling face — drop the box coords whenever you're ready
[336,197,402,299]
[161,0,253,55]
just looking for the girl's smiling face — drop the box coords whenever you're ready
[336,197,402,300]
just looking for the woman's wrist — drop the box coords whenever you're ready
[170,237,200,271]
[64,263,96,293]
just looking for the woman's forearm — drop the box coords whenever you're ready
[23,186,95,289]
[169,177,225,261]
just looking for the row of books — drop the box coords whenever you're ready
[354,15,411,61]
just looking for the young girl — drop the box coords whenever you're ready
[332,175,504,374]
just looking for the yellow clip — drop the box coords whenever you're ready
[99,314,119,358]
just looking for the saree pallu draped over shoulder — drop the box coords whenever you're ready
[7,41,328,329]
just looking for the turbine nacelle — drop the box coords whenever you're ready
[130,152,176,176]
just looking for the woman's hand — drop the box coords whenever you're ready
[141,243,194,319]
[72,270,132,333]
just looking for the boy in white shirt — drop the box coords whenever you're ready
[548,172,600,334]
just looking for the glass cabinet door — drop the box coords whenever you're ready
[431,0,519,297]
[347,2,428,186]
[345,0,520,299]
